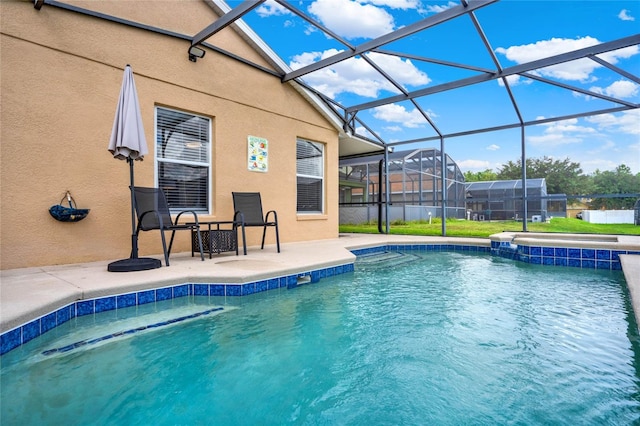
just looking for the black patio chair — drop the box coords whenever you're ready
[232,192,280,255]
[132,186,204,266]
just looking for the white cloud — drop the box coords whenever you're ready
[618,9,635,21]
[586,109,640,135]
[580,158,621,174]
[290,50,430,98]
[486,144,500,151]
[308,0,395,39]
[457,159,492,170]
[256,0,291,17]
[423,1,457,14]
[372,104,429,128]
[497,74,533,87]
[590,80,639,99]
[528,118,597,146]
[495,37,639,82]
[355,125,373,138]
[368,0,420,10]
[384,125,403,132]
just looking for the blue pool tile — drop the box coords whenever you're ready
[543,257,555,266]
[173,284,189,298]
[193,284,209,296]
[554,257,567,267]
[76,300,94,316]
[156,288,172,301]
[278,277,288,288]
[596,261,611,270]
[22,320,41,343]
[568,258,581,268]
[345,263,355,272]
[568,248,581,259]
[530,256,542,265]
[611,250,626,261]
[209,284,226,296]
[286,275,298,286]
[137,290,156,305]
[256,280,268,292]
[227,285,242,296]
[268,279,279,290]
[554,247,567,257]
[311,270,321,283]
[519,255,529,263]
[582,259,595,269]
[41,312,57,333]
[56,305,73,325]
[1,329,21,355]
[117,293,137,309]
[542,247,554,257]
[612,262,622,271]
[241,283,255,296]
[520,245,530,255]
[596,250,611,260]
[95,296,116,313]
[581,249,595,259]
[530,246,542,256]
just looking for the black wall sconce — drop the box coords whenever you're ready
[188,46,206,62]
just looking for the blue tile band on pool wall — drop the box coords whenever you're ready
[490,240,640,271]
[0,263,354,356]
[350,244,491,257]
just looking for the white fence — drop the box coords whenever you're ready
[581,210,634,224]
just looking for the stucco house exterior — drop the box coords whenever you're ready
[0,0,379,270]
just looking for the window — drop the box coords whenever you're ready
[296,138,324,213]
[155,107,211,213]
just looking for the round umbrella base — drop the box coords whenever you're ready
[107,257,162,272]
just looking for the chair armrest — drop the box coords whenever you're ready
[265,210,278,223]
[175,210,200,225]
[233,211,245,225]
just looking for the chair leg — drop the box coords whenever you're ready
[195,228,205,261]
[161,230,170,266]
[275,224,280,253]
[261,225,267,250]
[241,224,247,255]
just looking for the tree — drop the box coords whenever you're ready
[589,165,640,209]
[463,169,498,182]
[496,156,589,195]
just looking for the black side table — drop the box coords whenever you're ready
[190,221,241,258]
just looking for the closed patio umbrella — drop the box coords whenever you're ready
[107,64,161,272]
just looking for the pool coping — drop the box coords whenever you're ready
[2,233,640,355]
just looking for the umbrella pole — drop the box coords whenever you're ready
[129,158,139,259]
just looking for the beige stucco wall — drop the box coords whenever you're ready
[0,0,340,270]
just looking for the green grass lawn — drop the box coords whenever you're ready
[339,217,640,238]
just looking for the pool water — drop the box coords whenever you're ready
[2,251,639,424]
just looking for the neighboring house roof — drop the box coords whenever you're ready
[465,178,547,191]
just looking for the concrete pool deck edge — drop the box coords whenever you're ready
[2,233,640,337]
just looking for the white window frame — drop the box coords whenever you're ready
[154,106,212,214]
[296,138,325,214]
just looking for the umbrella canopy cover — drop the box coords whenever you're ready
[108,65,148,161]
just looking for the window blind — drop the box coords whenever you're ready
[297,139,324,213]
[156,107,211,212]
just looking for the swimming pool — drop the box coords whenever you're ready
[2,250,639,424]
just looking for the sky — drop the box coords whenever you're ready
[228,0,639,175]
